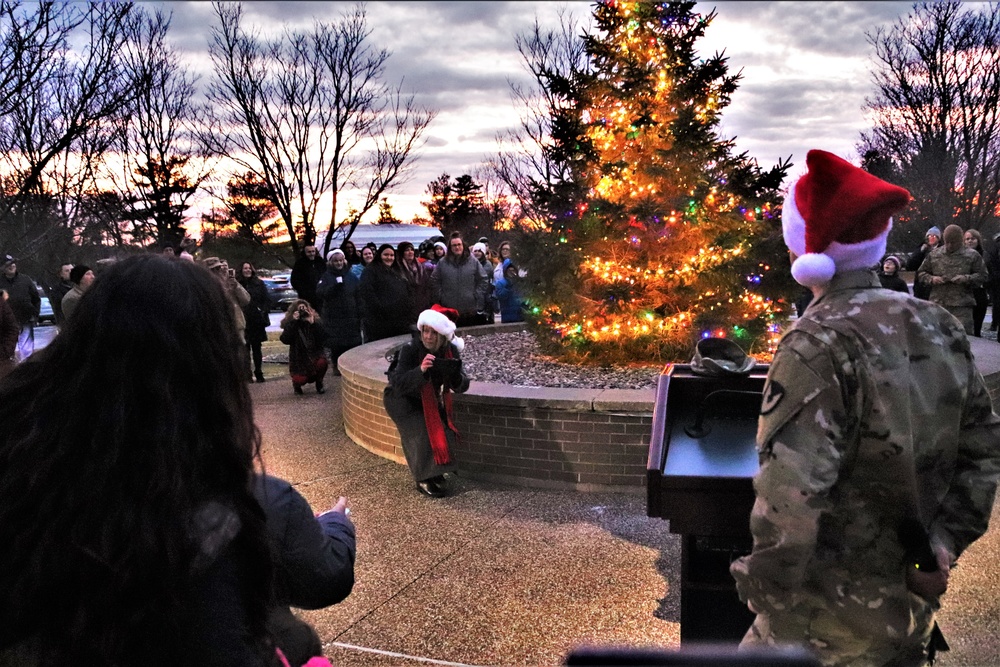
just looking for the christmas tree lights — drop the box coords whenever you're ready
[517,1,795,364]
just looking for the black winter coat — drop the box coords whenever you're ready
[316,266,362,349]
[239,276,271,344]
[383,335,468,482]
[290,255,327,309]
[253,474,356,667]
[359,264,411,342]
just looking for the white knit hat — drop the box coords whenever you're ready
[417,305,464,352]
[471,242,487,256]
[327,249,345,262]
[782,150,911,288]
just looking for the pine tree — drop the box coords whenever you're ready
[519,1,793,364]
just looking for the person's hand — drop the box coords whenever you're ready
[930,275,946,285]
[292,310,300,319]
[421,354,435,372]
[951,275,967,284]
[331,496,349,515]
[906,545,951,602]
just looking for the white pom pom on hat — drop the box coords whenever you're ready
[417,304,464,353]
[782,150,911,288]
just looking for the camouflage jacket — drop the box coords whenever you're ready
[916,245,988,307]
[730,270,1000,665]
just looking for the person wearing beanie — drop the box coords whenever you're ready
[382,304,469,498]
[60,265,95,323]
[916,224,988,335]
[877,255,909,294]
[731,149,1000,666]
[905,226,943,300]
[316,248,362,373]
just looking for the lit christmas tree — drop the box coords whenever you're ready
[519,1,794,364]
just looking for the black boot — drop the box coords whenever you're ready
[416,480,445,498]
[255,369,265,383]
[315,380,325,394]
[293,383,304,395]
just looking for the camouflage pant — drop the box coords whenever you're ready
[742,602,934,667]
[941,305,973,336]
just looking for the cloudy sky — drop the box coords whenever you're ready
[160,1,915,225]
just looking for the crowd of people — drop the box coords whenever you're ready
[0,230,527,663]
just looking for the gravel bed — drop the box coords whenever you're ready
[460,330,662,389]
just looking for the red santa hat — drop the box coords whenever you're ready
[417,304,464,352]
[783,149,911,287]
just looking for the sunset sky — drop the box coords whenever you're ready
[159,1,916,228]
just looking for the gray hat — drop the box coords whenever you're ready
[690,337,756,377]
[1,254,14,268]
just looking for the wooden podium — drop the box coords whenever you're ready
[646,363,767,643]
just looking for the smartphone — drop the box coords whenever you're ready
[227,268,236,278]
[433,358,461,374]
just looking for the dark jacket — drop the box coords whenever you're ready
[0,297,18,378]
[383,335,468,482]
[494,275,525,323]
[316,265,362,350]
[239,276,271,344]
[906,242,940,300]
[431,253,488,317]
[253,474,355,667]
[0,271,40,327]
[48,279,73,325]
[290,254,326,310]
[359,264,411,342]
[878,272,910,294]
[279,317,326,379]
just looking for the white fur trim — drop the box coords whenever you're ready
[782,181,807,256]
[417,309,456,339]
[791,253,836,287]
[782,180,892,287]
[451,335,465,353]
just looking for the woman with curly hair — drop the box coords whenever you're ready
[0,254,277,666]
[279,299,328,395]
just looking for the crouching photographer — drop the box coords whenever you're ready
[279,299,328,395]
[383,305,469,498]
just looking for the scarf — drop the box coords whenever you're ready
[420,345,458,465]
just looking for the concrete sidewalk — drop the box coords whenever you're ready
[252,352,1000,666]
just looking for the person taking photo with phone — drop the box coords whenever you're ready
[383,305,469,498]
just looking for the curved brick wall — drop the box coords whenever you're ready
[337,323,657,491]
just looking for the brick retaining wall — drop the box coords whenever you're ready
[337,327,1000,492]
[338,324,657,492]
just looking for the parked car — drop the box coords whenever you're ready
[35,285,55,325]
[38,296,55,325]
[261,274,298,311]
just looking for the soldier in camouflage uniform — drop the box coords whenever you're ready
[916,224,988,335]
[730,150,1000,667]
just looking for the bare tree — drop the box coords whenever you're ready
[105,7,213,249]
[207,2,434,257]
[207,2,332,256]
[315,6,435,256]
[862,2,1000,236]
[491,11,591,227]
[0,1,136,265]
[0,2,135,223]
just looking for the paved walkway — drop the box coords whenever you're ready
[251,350,1000,667]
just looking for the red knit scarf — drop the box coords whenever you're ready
[420,347,458,465]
